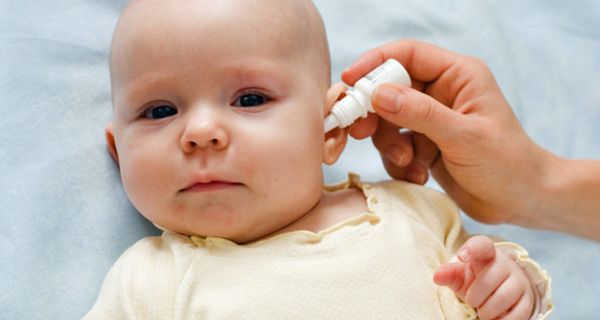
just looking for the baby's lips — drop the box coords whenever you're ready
[181,181,243,193]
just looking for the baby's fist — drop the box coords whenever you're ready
[434,235,535,319]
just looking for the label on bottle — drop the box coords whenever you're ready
[364,60,395,84]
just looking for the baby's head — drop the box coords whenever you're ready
[106,0,348,243]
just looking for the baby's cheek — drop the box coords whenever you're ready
[120,154,162,208]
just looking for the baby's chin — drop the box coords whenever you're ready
[142,199,314,244]
[151,216,283,245]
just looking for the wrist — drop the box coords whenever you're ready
[522,153,600,240]
[505,144,557,228]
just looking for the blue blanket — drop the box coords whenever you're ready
[2,0,599,318]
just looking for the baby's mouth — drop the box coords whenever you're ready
[181,181,243,193]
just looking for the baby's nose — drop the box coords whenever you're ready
[180,112,229,153]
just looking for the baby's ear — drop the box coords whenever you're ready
[323,82,349,165]
[105,123,120,165]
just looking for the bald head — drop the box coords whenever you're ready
[109,0,331,99]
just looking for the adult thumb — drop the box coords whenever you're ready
[372,84,464,146]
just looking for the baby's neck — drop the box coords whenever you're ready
[267,187,369,239]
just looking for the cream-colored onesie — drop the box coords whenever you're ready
[85,175,552,319]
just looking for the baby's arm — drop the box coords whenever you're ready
[434,235,535,320]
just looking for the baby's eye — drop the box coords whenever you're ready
[144,104,177,119]
[233,93,268,108]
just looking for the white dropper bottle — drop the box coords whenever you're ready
[324,59,411,133]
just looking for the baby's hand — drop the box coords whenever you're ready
[433,235,534,320]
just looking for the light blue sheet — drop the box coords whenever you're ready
[1,1,599,318]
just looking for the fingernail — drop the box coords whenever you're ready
[406,169,427,185]
[458,248,470,261]
[385,144,406,166]
[374,85,404,112]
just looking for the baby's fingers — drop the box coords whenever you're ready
[463,256,511,309]
[498,289,535,320]
[476,274,532,320]
[433,262,469,298]
[458,235,496,273]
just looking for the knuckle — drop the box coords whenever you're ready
[465,55,490,71]
[412,96,437,123]
[455,55,491,83]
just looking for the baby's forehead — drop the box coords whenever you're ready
[113,0,322,62]
[110,0,329,96]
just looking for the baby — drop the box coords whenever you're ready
[86,0,551,319]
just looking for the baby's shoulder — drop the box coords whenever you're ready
[369,179,463,234]
[371,179,457,211]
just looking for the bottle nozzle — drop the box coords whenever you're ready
[324,114,340,133]
[323,94,364,133]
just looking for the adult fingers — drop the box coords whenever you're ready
[324,82,347,112]
[342,40,459,86]
[379,131,438,185]
[372,119,413,167]
[411,132,439,169]
[382,155,429,185]
[372,83,466,147]
[348,113,430,184]
[348,112,379,139]
[403,132,435,184]
[374,126,430,184]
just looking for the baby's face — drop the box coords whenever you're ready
[107,0,338,243]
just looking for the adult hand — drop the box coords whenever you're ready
[342,40,555,226]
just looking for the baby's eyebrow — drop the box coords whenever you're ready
[223,64,291,91]
[225,64,288,83]
[116,73,177,107]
